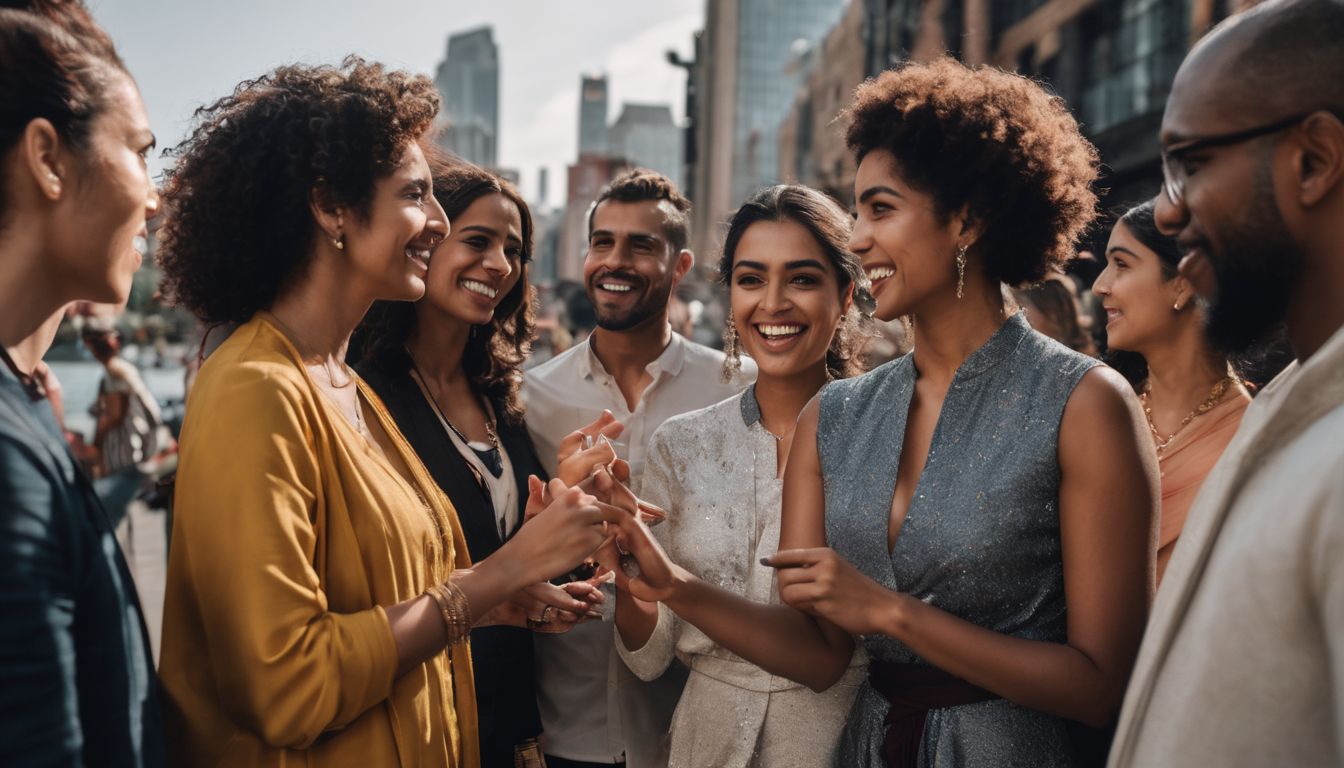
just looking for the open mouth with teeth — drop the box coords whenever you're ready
[598,281,636,294]
[461,278,498,300]
[406,247,431,271]
[866,265,895,283]
[753,323,807,347]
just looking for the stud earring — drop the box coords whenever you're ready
[955,244,968,299]
[721,310,742,383]
[332,233,345,250]
[1173,301,1182,311]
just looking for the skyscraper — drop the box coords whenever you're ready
[435,26,499,167]
[577,74,609,157]
[608,103,682,189]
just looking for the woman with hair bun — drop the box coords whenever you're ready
[1093,199,1250,585]
[156,59,623,767]
[0,1,163,764]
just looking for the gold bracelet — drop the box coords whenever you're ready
[441,578,472,636]
[427,580,471,645]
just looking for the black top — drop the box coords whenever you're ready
[358,347,545,766]
[0,362,164,767]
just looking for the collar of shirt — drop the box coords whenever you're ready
[578,325,686,384]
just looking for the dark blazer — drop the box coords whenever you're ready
[0,365,164,767]
[358,347,545,768]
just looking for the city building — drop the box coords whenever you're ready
[609,103,684,189]
[687,0,849,257]
[556,154,632,282]
[578,74,610,157]
[434,26,500,167]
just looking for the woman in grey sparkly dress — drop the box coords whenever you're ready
[613,186,870,767]
[615,59,1158,768]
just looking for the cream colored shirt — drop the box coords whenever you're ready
[1109,323,1344,767]
[521,329,755,766]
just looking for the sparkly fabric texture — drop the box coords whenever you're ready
[617,387,865,768]
[817,313,1098,768]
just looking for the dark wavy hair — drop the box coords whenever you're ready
[357,159,537,424]
[156,56,440,325]
[0,0,126,225]
[719,184,871,380]
[844,57,1099,286]
[586,168,691,252]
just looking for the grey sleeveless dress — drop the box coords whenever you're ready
[817,313,1098,767]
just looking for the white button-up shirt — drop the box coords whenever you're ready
[522,329,755,766]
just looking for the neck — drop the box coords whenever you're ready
[267,251,372,365]
[405,307,471,388]
[590,314,672,378]
[1284,233,1344,361]
[909,278,1006,384]
[754,363,829,437]
[1141,317,1228,408]
[0,226,72,364]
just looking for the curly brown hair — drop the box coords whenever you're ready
[356,158,537,424]
[844,57,1099,286]
[156,56,440,325]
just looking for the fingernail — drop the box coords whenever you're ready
[759,557,772,566]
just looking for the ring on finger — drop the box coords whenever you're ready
[540,605,556,624]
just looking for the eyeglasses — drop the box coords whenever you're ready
[1160,112,1318,206]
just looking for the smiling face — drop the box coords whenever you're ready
[1092,221,1186,354]
[46,73,159,304]
[583,199,690,331]
[848,149,963,322]
[729,219,847,380]
[418,191,524,327]
[339,141,448,303]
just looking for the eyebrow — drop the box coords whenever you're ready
[590,229,662,244]
[858,185,904,204]
[1106,246,1140,258]
[732,258,829,272]
[403,178,429,195]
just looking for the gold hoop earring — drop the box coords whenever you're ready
[955,244,968,299]
[721,310,742,383]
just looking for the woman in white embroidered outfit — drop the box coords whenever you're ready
[614,184,870,767]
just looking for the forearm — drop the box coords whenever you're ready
[667,576,853,692]
[615,586,659,651]
[879,592,1129,726]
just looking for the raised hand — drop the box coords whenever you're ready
[556,410,630,485]
[504,477,627,583]
[608,510,686,604]
[764,547,895,636]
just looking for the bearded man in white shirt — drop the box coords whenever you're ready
[1108,1,1344,766]
[523,169,756,768]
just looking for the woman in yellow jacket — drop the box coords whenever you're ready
[155,58,620,767]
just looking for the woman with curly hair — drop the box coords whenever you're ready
[355,160,608,766]
[610,184,871,767]
[156,59,623,767]
[614,58,1157,766]
[0,1,164,764]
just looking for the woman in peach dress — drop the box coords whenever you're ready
[1093,200,1251,584]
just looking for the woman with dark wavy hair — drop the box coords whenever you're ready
[156,59,622,767]
[0,1,163,764]
[1093,200,1250,585]
[611,185,871,767]
[355,160,607,766]
[615,59,1157,767]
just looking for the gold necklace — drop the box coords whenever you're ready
[266,314,366,437]
[1140,377,1232,454]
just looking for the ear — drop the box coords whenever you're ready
[1169,273,1196,310]
[840,281,854,317]
[670,248,694,285]
[22,118,67,201]
[954,207,987,248]
[308,185,345,243]
[1295,110,1344,208]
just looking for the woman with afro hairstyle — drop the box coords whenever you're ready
[156,59,624,767]
[613,58,1158,767]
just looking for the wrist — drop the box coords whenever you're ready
[878,590,914,638]
[662,565,698,611]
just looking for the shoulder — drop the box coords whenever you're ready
[1017,326,1100,384]
[821,353,911,415]
[526,340,588,383]
[189,320,314,424]
[653,392,742,446]
[676,336,757,389]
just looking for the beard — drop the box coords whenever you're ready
[1200,170,1303,355]
[589,270,671,332]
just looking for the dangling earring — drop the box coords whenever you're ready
[721,310,742,383]
[955,244,968,299]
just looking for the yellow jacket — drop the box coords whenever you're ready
[160,314,478,767]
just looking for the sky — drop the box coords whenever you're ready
[90,0,703,209]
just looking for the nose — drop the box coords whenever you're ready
[761,276,790,314]
[425,194,449,244]
[848,214,872,255]
[1153,190,1185,237]
[146,183,161,218]
[1091,262,1112,297]
[483,244,513,280]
